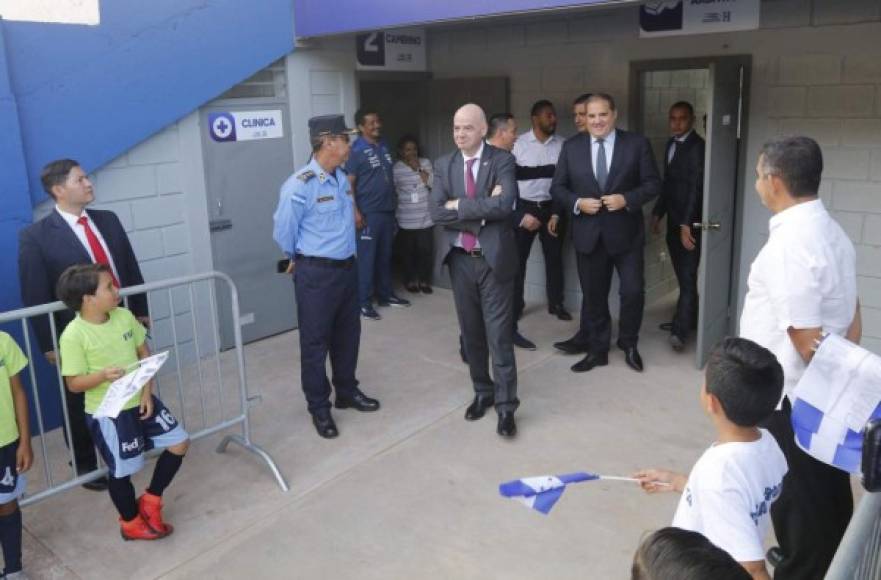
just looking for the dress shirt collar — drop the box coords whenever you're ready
[464,141,485,164]
[524,129,560,145]
[55,205,88,226]
[673,130,693,144]
[769,198,824,232]
[308,158,340,185]
[591,129,616,148]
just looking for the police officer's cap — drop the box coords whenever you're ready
[308,115,356,139]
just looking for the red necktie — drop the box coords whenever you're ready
[77,215,120,287]
[462,158,478,251]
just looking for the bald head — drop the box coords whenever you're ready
[453,103,487,156]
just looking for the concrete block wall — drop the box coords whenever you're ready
[427,2,881,353]
[90,124,207,368]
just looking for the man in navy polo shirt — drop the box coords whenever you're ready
[346,109,410,320]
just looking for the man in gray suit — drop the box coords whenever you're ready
[430,103,520,438]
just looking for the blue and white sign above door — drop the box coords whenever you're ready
[639,0,760,37]
[356,28,426,71]
[208,110,284,143]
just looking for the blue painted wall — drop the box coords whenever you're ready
[1,0,295,432]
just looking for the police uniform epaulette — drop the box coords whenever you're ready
[297,170,316,182]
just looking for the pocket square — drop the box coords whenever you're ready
[491,184,503,197]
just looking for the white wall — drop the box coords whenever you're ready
[426,1,881,353]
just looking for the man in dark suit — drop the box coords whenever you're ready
[430,103,520,438]
[551,93,661,373]
[18,159,148,488]
[651,102,706,351]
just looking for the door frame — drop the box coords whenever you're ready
[628,55,753,366]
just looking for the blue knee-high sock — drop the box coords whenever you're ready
[0,507,23,574]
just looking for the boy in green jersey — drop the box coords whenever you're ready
[58,264,189,541]
[0,331,32,579]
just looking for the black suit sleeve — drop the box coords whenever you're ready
[681,139,705,227]
[18,227,56,353]
[623,137,662,212]
[550,142,579,215]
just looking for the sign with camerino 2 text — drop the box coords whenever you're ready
[356,28,426,71]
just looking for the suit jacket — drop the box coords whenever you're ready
[652,131,706,228]
[551,129,661,255]
[18,208,148,353]
[430,144,519,282]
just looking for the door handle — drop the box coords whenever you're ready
[692,221,721,231]
[210,218,233,232]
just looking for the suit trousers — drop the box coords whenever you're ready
[762,398,853,580]
[666,224,700,339]
[294,259,361,414]
[448,250,518,412]
[357,211,395,306]
[575,238,645,353]
[513,201,565,318]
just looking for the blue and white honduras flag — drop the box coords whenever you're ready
[791,334,881,474]
[499,472,599,514]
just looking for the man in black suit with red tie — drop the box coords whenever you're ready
[551,93,661,373]
[651,102,706,352]
[18,159,148,489]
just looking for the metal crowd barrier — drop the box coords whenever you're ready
[0,271,288,507]
[826,422,881,580]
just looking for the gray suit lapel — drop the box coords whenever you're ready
[475,146,492,197]
[450,152,466,198]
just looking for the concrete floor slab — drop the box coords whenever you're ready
[13,288,784,579]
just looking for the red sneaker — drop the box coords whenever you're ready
[138,492,174,536]
[119,514,166,541]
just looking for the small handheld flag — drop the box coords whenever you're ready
[499,472,651,515]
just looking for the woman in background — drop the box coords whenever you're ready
[393,135,435,294]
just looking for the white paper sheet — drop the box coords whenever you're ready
[793,335,881,434]
[92,351,169,419]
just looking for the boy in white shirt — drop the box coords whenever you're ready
[635,337,788,580]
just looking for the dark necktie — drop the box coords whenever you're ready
[462,158,478,251]
[595,138,608,192]
[77,215,120,287]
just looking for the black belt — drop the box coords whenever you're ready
[518,199,553,209]
[295,254,355,269]
[452,247,484,257]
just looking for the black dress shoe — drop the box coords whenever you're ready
[658,322,673,332]
[497,411,517,438]
[82,475,109,491]
[548,304,573,321]
[669,333,685,352]
[513,331,537,351]
[553,336,589,355]
[312,412,339,439]
[465,394,494,421]
[335,390,380,412]
[570,352,608,373]
[419,283,433,294]
[617,341,644,372]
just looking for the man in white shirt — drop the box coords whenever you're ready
[18,159,148,490]
[512,100,571,328]
[636,337,788,580]
[739,136,862,579]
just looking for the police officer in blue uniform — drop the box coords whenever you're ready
[273,115,380,439]
[345,108,411,320]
